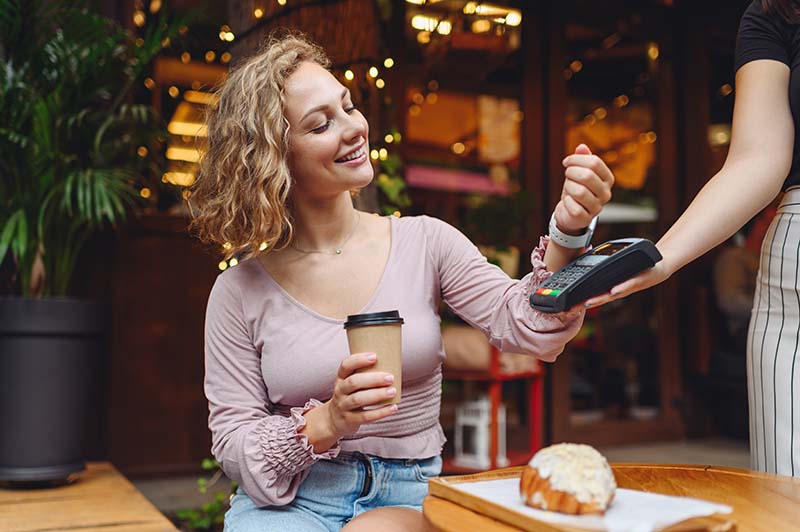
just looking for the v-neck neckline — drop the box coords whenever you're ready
[255,215,396,324]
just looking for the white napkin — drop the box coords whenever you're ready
[449,478,732,532]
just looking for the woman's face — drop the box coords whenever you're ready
[284,61,372,199]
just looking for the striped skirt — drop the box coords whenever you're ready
[747,187,800,476]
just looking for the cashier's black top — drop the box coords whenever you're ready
[735,1,800,191]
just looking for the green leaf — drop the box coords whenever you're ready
[0,209,24,266]
[194,517,212,529]
[12,210,28,259]
[201,458,218,470]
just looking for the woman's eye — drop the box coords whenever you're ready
[311,120,331,133]
[345,105,357,114]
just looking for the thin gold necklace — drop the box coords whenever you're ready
[291,212,361,256]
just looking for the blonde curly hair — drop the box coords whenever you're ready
[190,31,330,260]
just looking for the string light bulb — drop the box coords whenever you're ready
[375,78,385,89]
[647,42,659,61]
[505,11,522,26]
[344,69,355,81]
[254,8,264,18]
[368,66,379,78]
[384,58,394,68]
[437,20,452,35]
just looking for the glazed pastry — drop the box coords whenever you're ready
[519,443,616,515]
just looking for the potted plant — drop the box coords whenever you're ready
[0,0,181,483]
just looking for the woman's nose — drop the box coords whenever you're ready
[341,111,366,141]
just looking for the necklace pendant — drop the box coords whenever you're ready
[335,249,342,255]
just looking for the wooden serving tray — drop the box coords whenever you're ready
[426,467,736,532]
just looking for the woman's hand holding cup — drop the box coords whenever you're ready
[324,351,399,438]
[301,351,398,453]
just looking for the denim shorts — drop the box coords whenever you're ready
[223,453,442,532]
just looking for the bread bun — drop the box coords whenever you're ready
[519,443,616,515]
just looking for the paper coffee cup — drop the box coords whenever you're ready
[344,310,404,405]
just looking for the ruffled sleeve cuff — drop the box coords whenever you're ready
[525,236,584,327]
[252,398,340,480]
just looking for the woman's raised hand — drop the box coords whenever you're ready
[554,144,614,233]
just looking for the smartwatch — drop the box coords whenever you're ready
[548,213,598,249]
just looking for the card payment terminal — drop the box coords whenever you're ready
[529,238,662,313]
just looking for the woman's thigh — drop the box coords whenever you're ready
[224,490,338,532]
[341,507,435,532]
[225,492,339,532]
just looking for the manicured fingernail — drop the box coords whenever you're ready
[386,387,397,396]
[562,158,568,166]
[390,404,398,412]
[384,374,394,383]
[366,353,377,361]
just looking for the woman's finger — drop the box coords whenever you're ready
[561,195,592,225]
[342,386,397,411]
[358,403,399,423]
[562,154,614,184]
[563,179,602,214]
[338,372,394,396]
[564,167,612,204]
[337,352,376,379]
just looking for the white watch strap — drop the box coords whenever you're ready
[548,214,598,249]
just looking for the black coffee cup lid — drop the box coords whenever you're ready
[344,310,404,329]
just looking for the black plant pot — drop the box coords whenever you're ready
[0,298,105,483]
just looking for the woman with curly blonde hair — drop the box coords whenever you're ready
[194,31,615,531]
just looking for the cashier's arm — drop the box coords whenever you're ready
[586,59,794,307]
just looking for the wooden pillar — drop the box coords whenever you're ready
[520,0,548,232]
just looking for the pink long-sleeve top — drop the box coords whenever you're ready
[204,215,584,507]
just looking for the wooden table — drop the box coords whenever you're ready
[423,463,800,532]
[0,462,178,532]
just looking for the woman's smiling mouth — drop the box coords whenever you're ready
[335,145,367,164]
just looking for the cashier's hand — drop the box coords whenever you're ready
[584,250,673,309]
[554,144,614,234]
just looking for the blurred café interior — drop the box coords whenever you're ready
[34,0,756,509]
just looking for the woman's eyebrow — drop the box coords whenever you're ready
[300,89,349,122]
